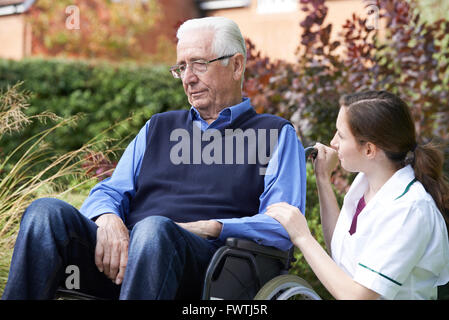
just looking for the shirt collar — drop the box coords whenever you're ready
[189,97,252,125]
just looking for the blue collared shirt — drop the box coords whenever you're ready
[80,98,306,251]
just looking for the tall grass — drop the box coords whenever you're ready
[0,83,125,295]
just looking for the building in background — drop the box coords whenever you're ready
[197,0,366,62]
[0,0,366,62]
[0,0,34,60]
[0,0,201,61]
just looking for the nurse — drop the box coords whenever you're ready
[266,90,449,299]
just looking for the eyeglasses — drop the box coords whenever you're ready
[170,54,236,79]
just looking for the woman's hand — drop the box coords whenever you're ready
[265,202,311,245]
[313,143,339,180]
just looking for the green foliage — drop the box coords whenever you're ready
[0,83,124,295]
[414,0,449,24]
[0,58,188,157]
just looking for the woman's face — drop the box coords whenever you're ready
[330,107,365,172]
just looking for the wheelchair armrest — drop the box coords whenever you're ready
[202,238,293,299]
[225,238,289,261]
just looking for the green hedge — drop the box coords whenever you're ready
[0,58,189,155]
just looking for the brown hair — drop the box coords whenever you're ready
[340,90,449,229]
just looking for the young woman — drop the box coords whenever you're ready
[266,91,449,300]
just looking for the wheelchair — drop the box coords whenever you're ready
[56,147,321,300]
[201,237,321,300]
[56,237,321,300]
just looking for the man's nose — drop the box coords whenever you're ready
[182,65,198,85]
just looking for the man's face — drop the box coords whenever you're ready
[176,30,236,113]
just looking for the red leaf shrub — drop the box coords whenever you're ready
[81,152,117,181]
[244,0,449,185]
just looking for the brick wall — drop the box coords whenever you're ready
[0,13,31,60]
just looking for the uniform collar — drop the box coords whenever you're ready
[372,164,415,202]
[345,165,416,216]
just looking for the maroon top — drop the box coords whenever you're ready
[349,196,366,235]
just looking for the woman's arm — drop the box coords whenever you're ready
[296,226,379,300]
[313,143,341,252]
[316,176,340,252]
[266,203,379,300]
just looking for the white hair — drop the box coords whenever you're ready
[176,17,247,83]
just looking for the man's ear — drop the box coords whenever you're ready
[231,53,245,81]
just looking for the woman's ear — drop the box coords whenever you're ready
[364,142,377,160]
[231,53,245,81]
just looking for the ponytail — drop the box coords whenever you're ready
[413,142,449,230]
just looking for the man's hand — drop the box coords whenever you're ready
[95,213,129,285]
[176,220,222,239]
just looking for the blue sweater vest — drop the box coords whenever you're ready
[126,108,291,228]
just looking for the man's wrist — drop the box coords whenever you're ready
[95,212,121,227]
[207,220,223,239]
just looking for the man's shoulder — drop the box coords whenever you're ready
[149,109,190,124]
[256,112,290,121]
[145,110,190,136]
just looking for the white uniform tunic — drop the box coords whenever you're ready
[331,165,449,299]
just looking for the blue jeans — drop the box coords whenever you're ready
[2,198,220,299]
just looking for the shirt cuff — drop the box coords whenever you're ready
[215,218,248,244]
[214,216,293,251]
[80,201,123,222]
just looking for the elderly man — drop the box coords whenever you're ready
[2,17,306,300]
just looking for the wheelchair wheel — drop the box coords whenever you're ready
[254,274,321,300]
